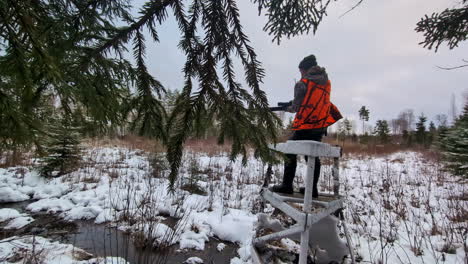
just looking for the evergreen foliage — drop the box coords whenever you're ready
[3,0,327,190]
[437,123,449,147]
[429,121,437,133]
[0,0,138,147]
[415,114,427,145]
[39,118,82,178]
[416,0,468,51]
[439,101,468,177]
[427,121,437,146]
[374,120,390,144]
[254,0,333,43]
[402,129,412,147]
[358,105,370,134]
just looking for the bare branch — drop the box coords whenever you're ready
[436,59,468,70]
[339,0,364,18]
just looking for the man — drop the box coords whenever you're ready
[271,54,342,197]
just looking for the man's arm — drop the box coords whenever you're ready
[287,81,307,113]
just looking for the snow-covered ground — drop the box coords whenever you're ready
[0,145,466,263]
[0,235,128,264]
[341,153,467,264]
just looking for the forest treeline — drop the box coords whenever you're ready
[326,101,468,178]
[332,106,452,147]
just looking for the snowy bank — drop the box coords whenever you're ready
[0,236,128,264]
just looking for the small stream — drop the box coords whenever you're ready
[0,202,239,264]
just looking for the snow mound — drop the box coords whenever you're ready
[0,187,29,202]
[217,242,226,252]
[0,236,129,264]
[27,198,74,213]
[0,208,34,229]
[33,184,70,199]
[0,208,23,222]
[180,229,209,250]
[63,205,103,221]
[184,256,204,264]
[4,216,34,229]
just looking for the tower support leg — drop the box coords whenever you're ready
[299,155,315,264]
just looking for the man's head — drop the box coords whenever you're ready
[298,54,317,76]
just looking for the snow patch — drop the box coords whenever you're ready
[0,208,23,222]
[63,205,103,221]
[0,187,29,202]
[180,230,209,250]
[0,236,129,264]
[4,216,34,229]
[184,256,204,264]
[217,242,226,252]
[27,198,74,213]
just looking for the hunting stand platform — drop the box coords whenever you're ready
[251,140,355,264]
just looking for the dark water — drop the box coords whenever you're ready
[0,202,238,264]
[67,221,238,264]
[0,200,31,211]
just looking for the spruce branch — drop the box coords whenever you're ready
[253,0,333,43]
[91,0,173,56]
[416,3,468,51]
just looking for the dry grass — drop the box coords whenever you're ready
[84,134,165,153]
[184,137,232,155]
[84,135,232,156]
[0,149,32,168]
[323,137,442,160]
[323,138,401,156]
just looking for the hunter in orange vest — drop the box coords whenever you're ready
[271,55,342,197]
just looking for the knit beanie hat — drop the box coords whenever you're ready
[298,55,317,70]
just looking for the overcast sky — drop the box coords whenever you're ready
[139,0,468,131]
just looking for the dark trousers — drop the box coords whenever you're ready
[283,129,325,193]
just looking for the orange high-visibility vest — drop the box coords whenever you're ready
[292,78,342,130]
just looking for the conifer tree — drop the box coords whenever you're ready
[39,117,82,178]
[2,0,336,190]
[415,114,427,145]
[358,106,370,134]
[427,121,437,146]
[439,101,468,177]
[374,120,390,144]
[402,129,412,147]
[429,121,437,133]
